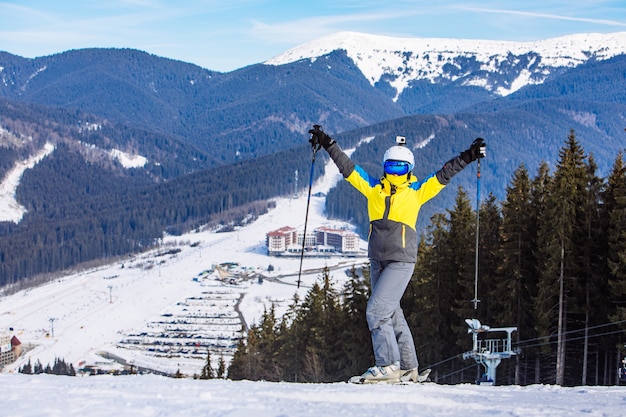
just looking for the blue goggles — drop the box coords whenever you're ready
[384,160,411,175]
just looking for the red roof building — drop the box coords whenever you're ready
[0,333,22,367]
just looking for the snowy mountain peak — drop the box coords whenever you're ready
[265,31,626,97]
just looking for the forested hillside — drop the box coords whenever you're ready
[0,49,403,167]
[0,143,324,286]
[0,97,210,180]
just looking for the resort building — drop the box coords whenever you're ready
[266,225,360,256]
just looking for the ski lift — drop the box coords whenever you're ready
[462,319,519,385]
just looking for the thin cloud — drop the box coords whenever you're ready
[249,9,423,44]
[459,6,626,28]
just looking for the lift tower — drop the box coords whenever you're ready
[462,319,519,385]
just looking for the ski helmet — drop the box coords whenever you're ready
[383,145,414,171]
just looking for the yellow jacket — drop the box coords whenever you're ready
[326,142,468,262]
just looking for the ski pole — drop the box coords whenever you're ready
[296,137,321,288]
[472,140,486,309]
[472,156,481,309]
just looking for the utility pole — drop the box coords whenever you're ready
[48,317,56,337]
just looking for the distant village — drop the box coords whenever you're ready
[266,225,362,257]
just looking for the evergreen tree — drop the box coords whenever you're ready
[253,304,282,381]
[52,357,67,375]
[33,359,43,374]
[339,265,373,376]
[405,231,443,372]
[294,269,344,382]
[200,350,214,379]
[498,165,536,324]
[226,331,249,380]
[241,326,262,380]
[534,129,588,385]
[216,354,226,379]
[579,153,607,385]
[447,187,479,349]
[498,164,538,384]
[19,359,33,374]
[291,287,324,382]
[475,192,503,324]
[275,293,302,382]
[407,213,461,378]
[528,160,552,376]
[607,152,626,324]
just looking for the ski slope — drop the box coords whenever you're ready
[2,372,625,417]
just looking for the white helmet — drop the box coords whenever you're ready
[383,145,414,170]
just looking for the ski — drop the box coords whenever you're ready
[396,368,431,385]
[348,368,431,384]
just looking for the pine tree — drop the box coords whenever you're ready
[607,152,626,323]
[404,231,445,371]
[498,164,536,322]
[528,161,551,376]
[498,164,538,384]
[339,265,373,376]
[253,304,282,381]
[447,187,479,348]
[19,359,33,374]
[226,331,249,380]
[292,269,344,382]
[579,153,607,385]
[593,151,626,384]
[216,354,226,379]
[33,359,43,374]
[242,327,262,380]
[275,293,302,382]
[408,213,461,376]
[475,193,503,323]
[200,350,214,379]
[535,129,588,385]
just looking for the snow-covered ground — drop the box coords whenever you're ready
[1,146,625,417]
[3,373,625,417]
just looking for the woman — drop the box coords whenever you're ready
[309,125,485,383]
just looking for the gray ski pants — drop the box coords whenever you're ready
[367,259,419,370]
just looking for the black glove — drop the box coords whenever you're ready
[309,125,335,150]
[460,137,486,163]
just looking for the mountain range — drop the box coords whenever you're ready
[267,31,626,97]
[0,31,625,284]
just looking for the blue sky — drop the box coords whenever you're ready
[1,0,626,72]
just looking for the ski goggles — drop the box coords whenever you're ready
[384,160,411,175]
